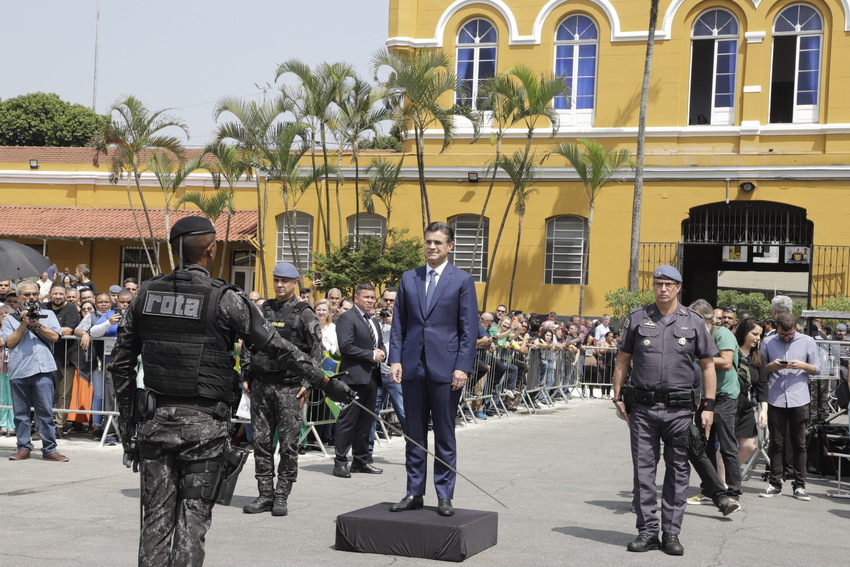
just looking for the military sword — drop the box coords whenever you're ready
[344,396,509,509]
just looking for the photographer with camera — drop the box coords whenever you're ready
[1,280,68,462]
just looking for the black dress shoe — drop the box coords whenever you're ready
[437,498,454,517]
[661,533,684,556]
[333,464,351,478]
[626,533,660,552]
[389,495,424,512]
[350,463,383,474]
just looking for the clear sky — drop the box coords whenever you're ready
[0,0,390,147]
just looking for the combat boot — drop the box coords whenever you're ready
[243,496,273,514]
[243,478,274,514]
[272,497,288,517]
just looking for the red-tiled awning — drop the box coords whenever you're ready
[0,206,257,242]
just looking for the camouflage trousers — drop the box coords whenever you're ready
[250,381,302,500]
[137,406,228,567]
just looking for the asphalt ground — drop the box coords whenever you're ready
[1,398,848,566]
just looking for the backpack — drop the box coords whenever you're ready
[736,348,754,396]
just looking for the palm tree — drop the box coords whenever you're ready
[502,152,540,309]
[480,65,568,308]
[372,48,475,228]
[149,152,204,270]
[177,187,232,268]
[332,76,390,243]
[548,138,633,317]
[201,141,250,278]
[94,96,187,274]
[277,60,355,248]
[363,156,404,249]
[630,0,660,290]
[214,96,289,296]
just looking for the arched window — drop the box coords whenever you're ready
[770,4,823,124]
[545,215,587,285]
[554,14,598,126]
[689,9,739,125]
[448,214,489,282]
[276,211,313,270]
[347,213,386,244]
[456,18,497,109]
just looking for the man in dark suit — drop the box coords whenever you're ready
[389,221,479,516]
[333,283,385,478]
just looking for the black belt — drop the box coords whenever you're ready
[634,388,695,407]
[157,395,230,420]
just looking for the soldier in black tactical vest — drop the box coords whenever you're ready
[241,262,323,517]
[110,216,353,567]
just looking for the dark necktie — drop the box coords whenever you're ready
[364,312,377,347]
[425,269,437,310]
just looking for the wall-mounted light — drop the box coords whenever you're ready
[467,172,479,183]
[29,159,39,169]
[739,181,756,192]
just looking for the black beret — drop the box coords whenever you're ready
[169,216,216,243]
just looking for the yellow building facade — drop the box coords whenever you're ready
[2,0,850,316]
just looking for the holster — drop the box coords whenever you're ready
[621,384,636,415]
[216,445,250,505]
[670,422,706,458]
[131,389,157,424]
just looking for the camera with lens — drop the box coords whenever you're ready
[379,308,391,319]
[24,300,47,322]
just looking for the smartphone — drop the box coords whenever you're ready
[779,360,788,365]
[314,272,322,280]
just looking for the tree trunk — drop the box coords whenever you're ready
[471,137,501,280]
[282,182,303,276]
[218,185,234,279]
[629,0,659,291]
[482,188,516,310]
[319,124,335,246]
[578,201,595,319]
[255,176,268,298]
[163,206,175,271]
[125,172,156,273]
[133,172,161,274]
[310,133,329,253]
[415,127,430,227]
[508,210,524,309]
[353,145,360,245]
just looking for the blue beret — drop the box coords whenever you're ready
[653,265,682,283]
[169,216,216,243]
[109,285,123,294]
[273,263,299,279]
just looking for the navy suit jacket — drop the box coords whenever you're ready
[336,308,384,386]
[389,262,478,382]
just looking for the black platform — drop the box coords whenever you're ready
[335,502,498,562]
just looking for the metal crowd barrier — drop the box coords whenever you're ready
[574,346,617,399]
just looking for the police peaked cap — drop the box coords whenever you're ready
[653,265,682,283]
[273,262,300,279]
[169,216,216,243]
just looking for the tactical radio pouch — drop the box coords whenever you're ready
[667,390,697,409]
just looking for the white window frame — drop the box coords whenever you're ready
[456,18,498,110]
[553,14,598,127]
[276,211,313,269]
[347,213,387,245]
[689,9,739,126]
[544,215,587,285]
[448,214,489,283]
[770,4,823,124]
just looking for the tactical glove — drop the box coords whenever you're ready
[322,378,355,403]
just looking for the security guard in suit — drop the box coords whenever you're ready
[110,216,353,567]
[612,265,718,556]
[241,262,323,517]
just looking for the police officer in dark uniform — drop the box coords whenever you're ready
[110,216,353,567]
[241,262,322,517]
[612,265,718,556]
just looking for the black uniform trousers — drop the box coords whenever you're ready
[630,402,692,536]
[137,406,228,567]
[334,376,378,468]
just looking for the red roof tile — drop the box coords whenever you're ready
[0,206,257,241]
